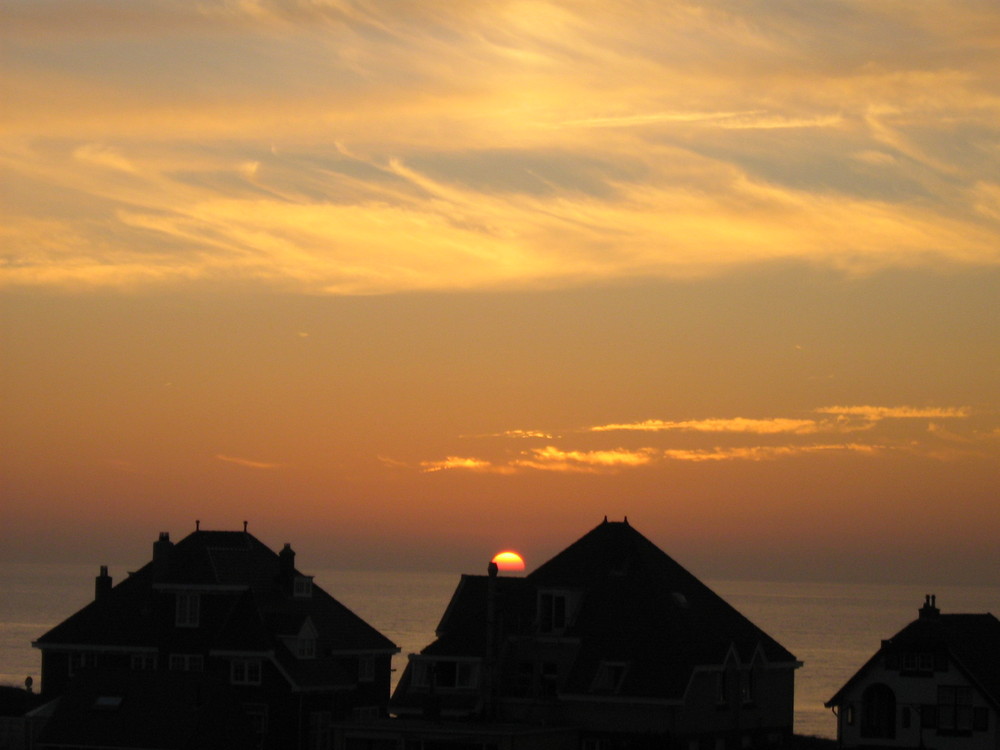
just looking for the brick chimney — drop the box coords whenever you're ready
[280,542,295,576]
[153,531,173,581]
[919,594,940,619]
[95,565,112,601]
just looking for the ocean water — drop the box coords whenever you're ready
[1,563,995,739]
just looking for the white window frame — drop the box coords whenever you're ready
[231,658,262,685]
[130,653,158,671]
[169,653,204,672]
[175,593,200,627]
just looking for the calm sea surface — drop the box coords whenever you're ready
[1,563,996,739]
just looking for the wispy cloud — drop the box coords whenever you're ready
[419,456,515,474]
[215,454,284,470]
[661,443,883,462]
[3,1,1000,292]
[589,417,819,434]
[817,405,971,420]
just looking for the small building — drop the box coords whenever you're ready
[373,518,800,750]
[31,526,399,749]
[825,595,1000,750]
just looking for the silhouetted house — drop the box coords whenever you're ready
[31,527,398,749]
[363,518,800,750]
[825,596,1000,750]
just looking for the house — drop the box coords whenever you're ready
[31,525,399,749]
[825,595,1000,750]
[364,518,800,750]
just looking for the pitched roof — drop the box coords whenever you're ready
[826,607,1000,708]
[393,519,798,708]
[528,519,798,699]
[34,529,397,678]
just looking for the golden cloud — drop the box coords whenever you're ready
[589,417,819,434]
[817,405,971,420]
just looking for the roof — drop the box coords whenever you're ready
[34,529,397,689]
[393,518,798,710]
[826,605,1000,708]
[528,519,798,699]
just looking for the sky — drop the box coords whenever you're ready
[2,0,998,585]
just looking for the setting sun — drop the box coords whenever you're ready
[491,551,526,572]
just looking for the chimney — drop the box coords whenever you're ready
[153,532,173,581]
[919,594,940,619]
[95,565,112,601]
[280,543,295,579]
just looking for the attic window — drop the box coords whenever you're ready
[294,576,313,598]
[297,636,316,659]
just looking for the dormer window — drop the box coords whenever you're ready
[295,617,318,660]
[175,593,200,627]
[293,576,313,598]
[297,636,316,659]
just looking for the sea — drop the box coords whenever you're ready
[1,562,996,740]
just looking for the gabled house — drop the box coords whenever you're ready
[380,518,800,750]
[32,526,399,749]
[825,596,1000,750]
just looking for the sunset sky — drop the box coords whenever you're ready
[2,0,998,585]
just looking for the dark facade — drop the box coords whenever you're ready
[377,518,800,750]
[826,596,1000,750]
[32,527,399,749]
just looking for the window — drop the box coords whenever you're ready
[69,652,98,676]
[412,660,429,687]
[716,670,729,705]
[294,576,314,598]
[938,686,973,733]
[130,653,157,671]
[418,660,478,689]
[297,636,316,659]
[231,659,262,685]
[539,591,568,633]
[539,662,558,697]
[359,656,375,682]
[175,593,200,627]
[169,654,204,672]
[592,661,626,693]
[245,703,268,734]
[307,711,331,750]
[741,669,755,704]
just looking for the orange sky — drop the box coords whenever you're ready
[1,1,998,584]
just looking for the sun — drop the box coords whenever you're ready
[491,550,526,572]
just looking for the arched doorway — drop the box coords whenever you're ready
[861,683,896,739]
